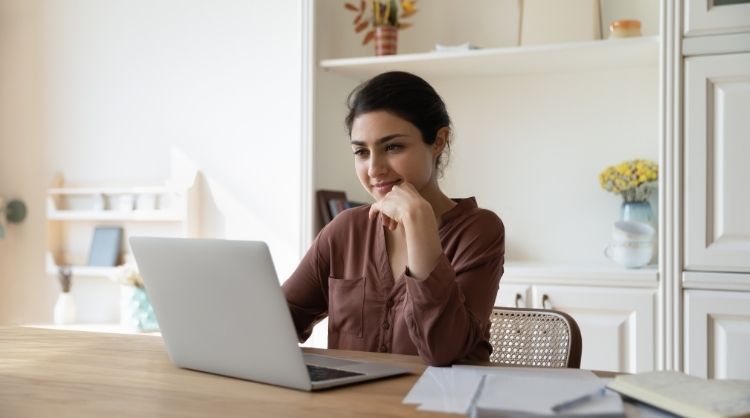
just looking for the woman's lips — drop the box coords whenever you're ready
[373,180,399,193]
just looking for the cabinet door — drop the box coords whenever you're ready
[684,289,750,379]
[685,0,750,37]
[531,285,656,373]
[495,283,531,308]
[685,53,750,273]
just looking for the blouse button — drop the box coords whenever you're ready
[382,321,390,330]
[386,299,394,309]
[379,345,388,352]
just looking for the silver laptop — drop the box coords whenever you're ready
[129,236,410,391]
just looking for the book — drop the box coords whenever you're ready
[606,371,750,418]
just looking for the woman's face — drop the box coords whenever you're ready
[350,111,439,201]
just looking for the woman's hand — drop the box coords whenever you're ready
[369,182,443,280]
[368,182,428,230]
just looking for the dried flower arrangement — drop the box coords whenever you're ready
[599,159,658,202]
[344,0,417,45]
[116,265,145,289]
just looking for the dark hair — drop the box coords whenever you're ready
[345,71,452,175]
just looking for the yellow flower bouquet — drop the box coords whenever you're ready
[599,159,658,202]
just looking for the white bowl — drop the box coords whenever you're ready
[604,241,653,268]
[613,220,654,242]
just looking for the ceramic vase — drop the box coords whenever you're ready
[620,200,652,223]
[120,286,159,332]
[374,26,398,56]
[53,292,77,325]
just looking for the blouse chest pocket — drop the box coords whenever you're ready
[328,276,365,338]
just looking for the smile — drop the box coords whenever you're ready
[372,180,399,193]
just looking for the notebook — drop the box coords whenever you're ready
[129,236,410,391]
[606,371,750,418]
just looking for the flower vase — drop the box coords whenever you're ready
[120,286,159,332]
[374,26,398,56]
[620,200,653,223]
[53,292,76,325]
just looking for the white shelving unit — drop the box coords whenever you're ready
[47,211,185,222]
[46,171,200,325]
[46,186,189,223]
[320,36,659,78]
[309,1,662,369]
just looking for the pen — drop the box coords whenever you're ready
[551,387,608,413]
[468,374,487,418]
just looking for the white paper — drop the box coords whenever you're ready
[403,366,484,414]
[404,366,625,417]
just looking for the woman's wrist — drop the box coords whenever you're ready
[401,199,434,229]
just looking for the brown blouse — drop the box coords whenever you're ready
[282,197,505,366]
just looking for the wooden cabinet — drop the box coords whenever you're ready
[497,264,658,373]
[684,0,750,37]
[528,285,656,373]
[494,283,531,308]
[684,288,750,379]
[497,280,658,373]
[684,53,750,273]
[679,0,750,376]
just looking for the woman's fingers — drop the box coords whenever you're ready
[380,213,398,230]
[369,202,380,220]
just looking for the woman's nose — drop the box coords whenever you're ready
[368,153,387,178]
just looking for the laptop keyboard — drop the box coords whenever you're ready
[306,364,364,382]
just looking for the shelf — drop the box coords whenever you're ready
[502,261,659,288]
[48,186,177,195]
[320,36,659,79]
[47,210,185,222]
[45,262,124,279]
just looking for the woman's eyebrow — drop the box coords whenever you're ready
[350,134,407,147]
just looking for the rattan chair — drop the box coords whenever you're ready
[489,306,582,368]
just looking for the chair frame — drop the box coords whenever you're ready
[489,306,582,368]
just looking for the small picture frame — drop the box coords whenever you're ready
[87,226,123,267]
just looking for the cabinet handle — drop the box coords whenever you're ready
[514,293,524,308]
[542,294,552,309]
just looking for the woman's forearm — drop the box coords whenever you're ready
[402,202,444,280]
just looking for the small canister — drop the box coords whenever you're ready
[609,20,642,39]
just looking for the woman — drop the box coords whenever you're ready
[282,71,504,366]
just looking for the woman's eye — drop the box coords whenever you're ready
[353,149,368,157]
[385,144,402,152]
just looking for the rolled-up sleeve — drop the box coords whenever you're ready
[402,211,505,366]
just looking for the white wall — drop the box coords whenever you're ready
[0,0,304,325]
[437,69,658,262]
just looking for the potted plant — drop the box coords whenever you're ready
[344,0,418,55]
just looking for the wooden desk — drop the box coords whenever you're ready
[0,327,617,418]
[0,327,446,418]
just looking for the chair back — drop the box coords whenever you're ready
[489,306,582,368]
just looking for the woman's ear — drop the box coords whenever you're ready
[433,127,450,157]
